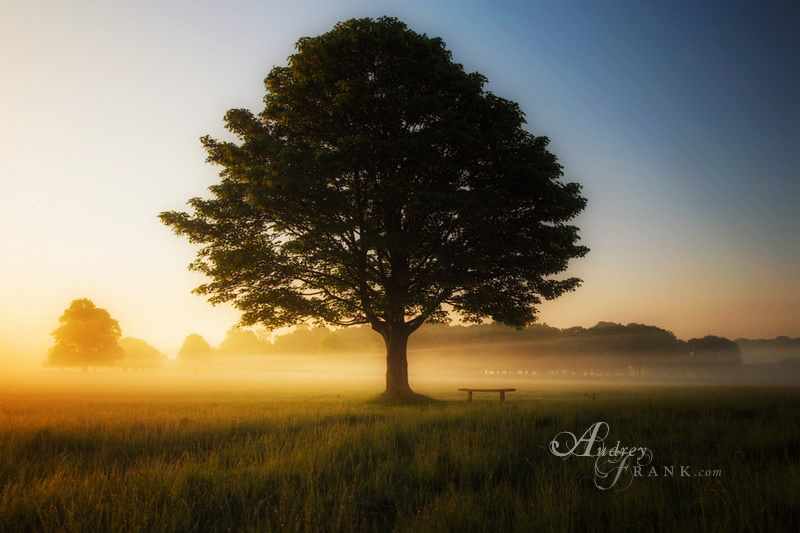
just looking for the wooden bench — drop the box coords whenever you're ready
[458,388,516,402]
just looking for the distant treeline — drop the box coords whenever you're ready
[179,322,800,367]
[735,337,800,365]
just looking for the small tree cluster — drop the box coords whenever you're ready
[47,298,123,370]
[178,333,213,364]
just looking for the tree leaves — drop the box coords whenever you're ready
[48,298,123,368]
[160,17,588,334]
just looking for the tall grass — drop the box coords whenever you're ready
[1,383,798,532]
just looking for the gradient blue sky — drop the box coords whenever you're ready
[1,0,798,357]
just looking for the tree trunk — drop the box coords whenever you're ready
[383,323,413,398]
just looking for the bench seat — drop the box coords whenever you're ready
[458,388,516,402]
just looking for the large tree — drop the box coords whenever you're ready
[47,298,123,370]
[160,17,588,401]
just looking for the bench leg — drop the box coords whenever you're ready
[467,391,473,402]
[499,391,505,402]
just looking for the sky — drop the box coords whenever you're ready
[1,0,798,358]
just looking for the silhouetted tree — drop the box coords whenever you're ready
[736,336,800,364]
[688,335,742,365]
[271,325,332,353]
[160,17,588,401]
[178,334,213,364]
[219,327,272,355]
[566,322,687,357]
[47,298,123,370]
[119,337,166,369]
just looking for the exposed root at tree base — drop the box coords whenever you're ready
[367,390,441,405]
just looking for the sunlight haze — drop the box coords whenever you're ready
[1,0,798,362]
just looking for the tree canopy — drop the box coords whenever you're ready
[688,335,742,365]
[47,298,123,370]
[178,334,213,363]
[160,17,588,400]
[219,327,272,355]
[119,337,166,369]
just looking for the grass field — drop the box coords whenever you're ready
[1,370,798,532]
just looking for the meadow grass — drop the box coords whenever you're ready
[0,374,798,532]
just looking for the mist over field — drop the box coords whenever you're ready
[4,322,799,396]
[3,322,799,532]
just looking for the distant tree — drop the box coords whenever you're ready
[178,334,213,363]
[160,17,587,401]
[119,337,166,369]
[319,331,348,352]
[219,327,272,355]
[736,336,800,364]
[271,325,332,353]
[688,336,742,365]
[47,298,123,370]
[575,322,687,357]
[321,325,383,353]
